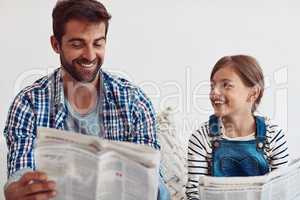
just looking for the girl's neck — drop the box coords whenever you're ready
[221,113,256,138]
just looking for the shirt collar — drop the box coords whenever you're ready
[53,68,65,109]
[53,68,113,111]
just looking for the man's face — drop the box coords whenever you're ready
[54,20,107,83]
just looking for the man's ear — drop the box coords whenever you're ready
[50,36,61,54]
[247,85,260,103]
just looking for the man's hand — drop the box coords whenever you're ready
[4,171,57,200]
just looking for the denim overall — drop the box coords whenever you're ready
[209,115,270,177]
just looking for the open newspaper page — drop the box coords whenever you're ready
[199,175,266,200]
[95,140,160,200]
[36,143,99,200]
[198,158,300,200]
[96,151,159,200]
[35,127,160,200]
[262,158,300,200]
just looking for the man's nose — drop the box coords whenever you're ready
[82,46,96,61]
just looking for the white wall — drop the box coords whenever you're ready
[1,0,300,199]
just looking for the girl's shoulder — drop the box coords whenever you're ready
[261,116,283,133]
[194,121,210,137]
[259,115,285,144]
[189,121,212,147]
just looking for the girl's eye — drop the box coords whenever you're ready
[223,82,233,89]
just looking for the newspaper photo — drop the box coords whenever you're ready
[35,127,160,200]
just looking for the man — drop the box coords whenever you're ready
[4,0,168,199]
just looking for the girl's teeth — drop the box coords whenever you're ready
[214,101,224,104]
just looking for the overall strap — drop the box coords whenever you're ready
[208,115,222,175]
[208,115,222,137]
[255,116,267,149]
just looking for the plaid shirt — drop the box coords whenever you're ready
[4,68,160,178]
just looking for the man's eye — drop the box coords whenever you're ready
[71,43,83,48]
[94,43,104,48]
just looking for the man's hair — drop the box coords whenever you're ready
[210,55,265,112]
[52,0,111,44]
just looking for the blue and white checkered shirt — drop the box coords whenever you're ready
[4,68,160,180]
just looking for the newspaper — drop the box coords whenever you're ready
[35,127,160,200]
[198,158,300,200]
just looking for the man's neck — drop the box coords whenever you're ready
[62,70,99,115]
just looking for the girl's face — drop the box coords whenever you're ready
[210,66,255,118]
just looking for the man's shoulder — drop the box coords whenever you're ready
[14,69,59,101]
[102,70,138,90]
[102,70,146,98]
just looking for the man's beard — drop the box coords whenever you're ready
[60,54,103,83]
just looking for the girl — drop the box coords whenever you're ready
[186,55,289,200]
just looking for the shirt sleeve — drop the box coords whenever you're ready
[3,93,36,179]
[186,127,211,200]
[265,121,289,170]
[129,87,160,150]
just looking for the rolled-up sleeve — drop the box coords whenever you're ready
[4,93,36,179]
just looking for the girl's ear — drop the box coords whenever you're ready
[247,85,260,103]
[50,36,61,54]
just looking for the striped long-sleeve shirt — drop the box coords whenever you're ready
[186,117,289,200]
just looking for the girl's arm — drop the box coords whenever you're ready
[186,126,211,200]
[265,120,289,170]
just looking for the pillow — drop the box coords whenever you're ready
[157,107,187,200]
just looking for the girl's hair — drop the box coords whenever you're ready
[210,55,265,112]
